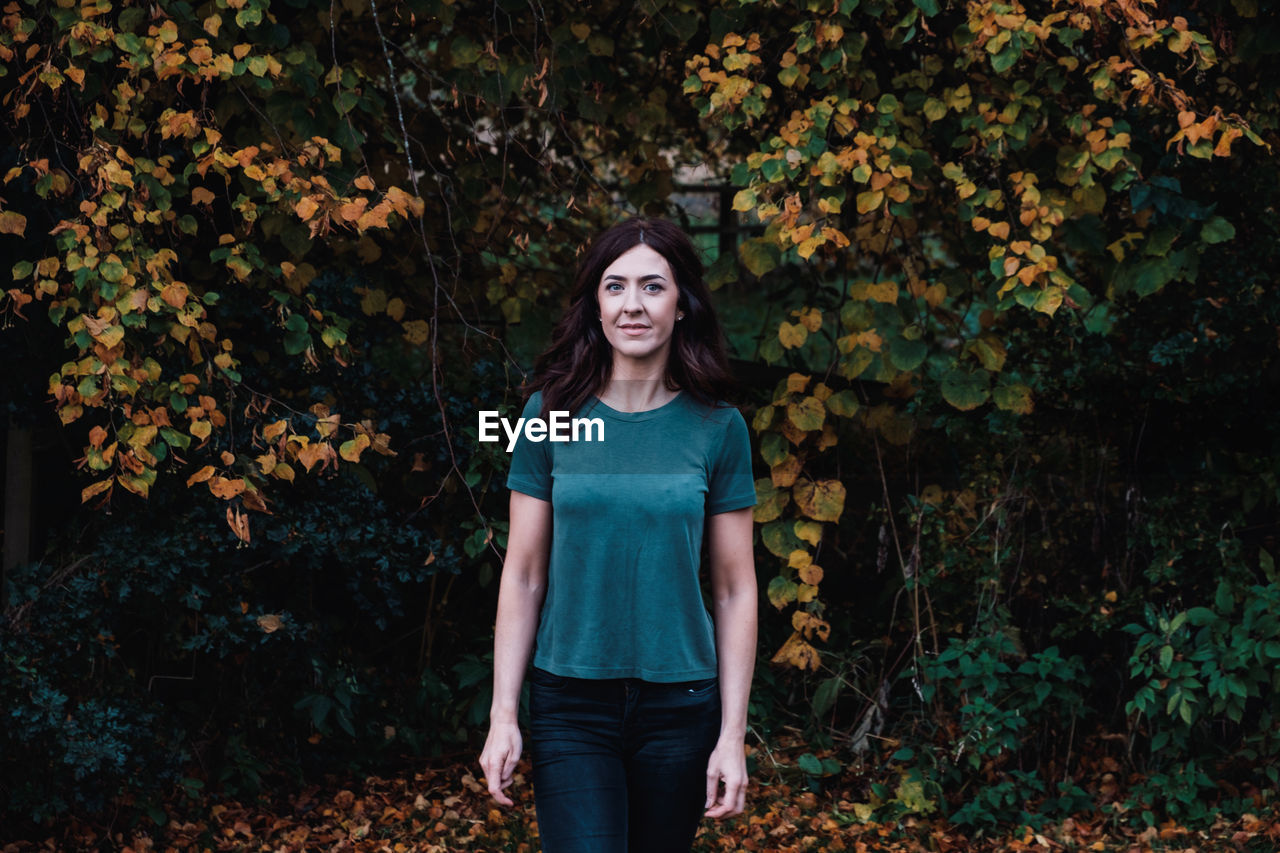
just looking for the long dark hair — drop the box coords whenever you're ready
[527,218,738,418]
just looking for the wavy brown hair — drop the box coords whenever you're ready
[527,218,738,418]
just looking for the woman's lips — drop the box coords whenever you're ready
[618,325,650,336]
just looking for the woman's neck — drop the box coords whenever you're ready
[596,375,679,413]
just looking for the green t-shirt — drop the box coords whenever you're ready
[506,390,757,681]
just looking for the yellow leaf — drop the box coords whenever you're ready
[787,549,812,569]
[799,563,824,585]
[778,321,808,349]
[850,280,898,303]
[797,307,822,332]
[401,319,430,345]
[924,283,947,308]
[81,479,113,502]
[770,454,801,488]
[256,614,283,633]
[263,419,288,440]
[856,190,883,214]
[794,520,823,546]
[770,632,821,671]
[792,611,831,640]
[339,433,371,462]
[785,373,810,395]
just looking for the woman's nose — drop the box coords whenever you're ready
[622,286,642,312]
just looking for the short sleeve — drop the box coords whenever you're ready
[506,391,552,501]
[706,407,757,514]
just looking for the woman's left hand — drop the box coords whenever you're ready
[703,736,748,818]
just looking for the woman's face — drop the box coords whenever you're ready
[596,244,682,368]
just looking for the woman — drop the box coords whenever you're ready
[478,217,758,853]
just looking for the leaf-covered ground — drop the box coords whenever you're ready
[4,755,1276,853]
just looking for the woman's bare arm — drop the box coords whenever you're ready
[703,506,757,818]
[479,490,552,805]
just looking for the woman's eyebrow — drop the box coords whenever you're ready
[603,273,668,282]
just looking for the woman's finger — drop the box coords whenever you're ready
[705,767,722,810]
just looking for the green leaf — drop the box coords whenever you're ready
[812,677,842,717]
[451,36,481,66]
[321,326,347,348]
[888,338,927,371]
[284,330,312,355]
[99,261,127,283]
[739,238,779,277]
[762,519,801,558]
[797,752,825,776]
[993,383,1033,414]
[787,396,824,431]
[941,368,990,411]
[825,389,859,417]
[767,575,798,609]
[991,45,1020,73]
[1200,216,1235,244]
[334,90,359,115]
[760,432,790,466]
[794,478,845,522]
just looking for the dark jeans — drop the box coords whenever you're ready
[527,666,722,853]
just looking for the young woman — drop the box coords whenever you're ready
[478,218,758,853]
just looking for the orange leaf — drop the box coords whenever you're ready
[161,282,189,308]
[208,476,245,499]
[263,419,289,440]
[186,465,216,486]
[228,506,252,543]
[295,196,319,221]
[81,479,113,503]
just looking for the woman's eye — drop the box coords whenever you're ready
[644,283,663,293]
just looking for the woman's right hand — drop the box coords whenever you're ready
[479,719,523,806]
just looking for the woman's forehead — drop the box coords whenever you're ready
[601,244,674,280]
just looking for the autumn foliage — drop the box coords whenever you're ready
[2,0,1279,834]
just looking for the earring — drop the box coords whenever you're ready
[677,313,684,321]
